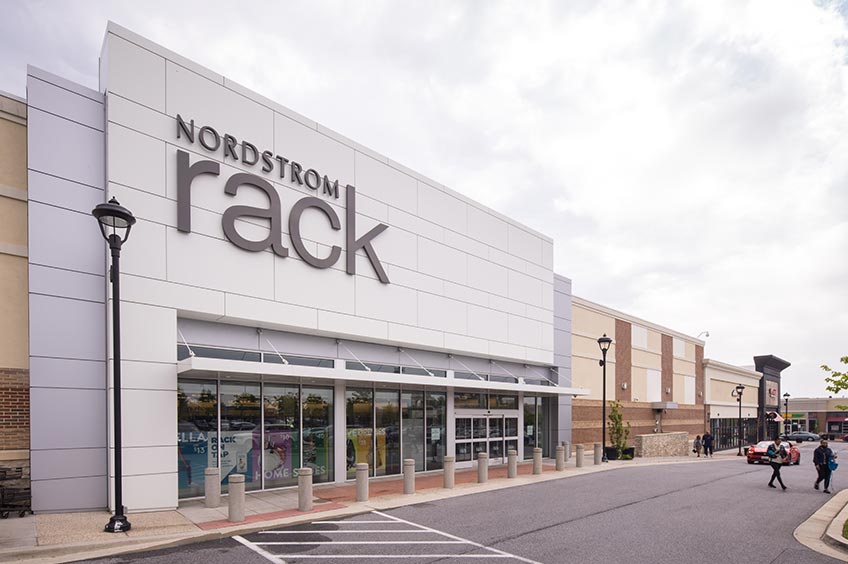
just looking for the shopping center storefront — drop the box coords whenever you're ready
[25,23,585,513]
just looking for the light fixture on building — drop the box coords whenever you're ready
[621,382,628,390]
[666,387,671,395]
[597,334,613,462]
[92,197,136,533]
[697,331,710,339]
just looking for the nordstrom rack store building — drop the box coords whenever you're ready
[25,24,585,513]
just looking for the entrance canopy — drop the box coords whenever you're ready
[178,356,589,396]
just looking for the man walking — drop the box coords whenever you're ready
[767,437,788,490]
[702,431,714,458]
[814,439,836,494]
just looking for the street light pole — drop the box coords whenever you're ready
[92,198,136,533]
[597,334,613,463]
[783,392,790,435]
[734,384,745,457]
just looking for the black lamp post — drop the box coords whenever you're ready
[783,392,790,434]
[92,197,136,533]
[597,334,613,462]
[734,384,745,456]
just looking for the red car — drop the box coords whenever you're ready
[747,440,800,465]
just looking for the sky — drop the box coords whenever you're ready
[1,0,846,399]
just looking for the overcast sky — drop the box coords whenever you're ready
[2,0,846,399]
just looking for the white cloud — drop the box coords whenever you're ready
[1,0,846,396]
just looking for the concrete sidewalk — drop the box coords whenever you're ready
[0,450,817,563]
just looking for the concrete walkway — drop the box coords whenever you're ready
[1,449,844,563]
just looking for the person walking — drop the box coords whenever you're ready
[702,431,714,458]
[767,437,788,490]
[693,435,702,457]
[814,439,837,494]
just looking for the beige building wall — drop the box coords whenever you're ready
[572,300,616,400]
[571,296,706,447]
[0,91,29,472]
[704,359,759,419]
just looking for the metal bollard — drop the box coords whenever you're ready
[507,449,518,479]
[533,447,543,475]
[227,474,245,523]
[403,459,415,495]
[563,441,571,461]
[355,463,369,502]
[443,456,455,489]
[477,452,489,483]
[576,444,584,468]
[594,443,602,465]
[298,467,313,512]
[204,467,220,508]
[556,446,565,471]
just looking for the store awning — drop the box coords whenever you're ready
[178,356,590,397]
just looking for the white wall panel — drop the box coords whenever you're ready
[418,292,467,335]
[467,206,508,250]
[467,305,508,343]
[355,152,417,214]
[108,123,167,196]
[274,257,354,314]
[274,112,355,187]
[123,274,225,318]
[355,278,417,325]
[119,302,176,363]
[508,224,543,265]
[120,388,176,448]
[123,472,177,511]
[418,238,467,285]
[103,33,166,112]
[166,228,275,299]
[166,61,273,148]
[418,182,467,233]
[224,293,318,330]
[509,270,543,308]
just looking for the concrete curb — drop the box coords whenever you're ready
[0,454,735,563]
[794,489,848,563]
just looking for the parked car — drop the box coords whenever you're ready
[747,440,800,465]
[841,434,848,442]
[779,431,821,443]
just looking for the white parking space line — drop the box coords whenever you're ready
[256,541,465,545]
[238,510,541,563]
[257,529,429,534]
[233,534,284,563]
[372,511,542,564]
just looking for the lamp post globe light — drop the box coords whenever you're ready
[733,384,745,457]
[92,197,136,533]
[783,392,790,435]
[597,334,613,462]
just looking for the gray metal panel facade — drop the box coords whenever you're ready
[554,273,573,446]
[27,66,108,512]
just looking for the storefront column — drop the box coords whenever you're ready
[446,389,456,457]
[333,379,346,483]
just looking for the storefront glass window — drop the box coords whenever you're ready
[455,392,486,409]
[426,392,446,470]
[375,390,401,476]
[263,384,299,489]
[346,388,374,478]
[302,387,334,483]
[524,395,537,459]
[220,382,261,492]
[402,390,425,471]
[177,380,217,499]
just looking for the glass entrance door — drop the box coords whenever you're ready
[456,414,519,466]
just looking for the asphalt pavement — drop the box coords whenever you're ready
[76,441,848,564]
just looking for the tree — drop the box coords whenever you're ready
[607,400,631,459]
[822,356,848,395]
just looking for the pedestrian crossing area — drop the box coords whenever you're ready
[233,510,540,563]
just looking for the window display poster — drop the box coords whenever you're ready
[346,427,373,469]
[262,428,294,482]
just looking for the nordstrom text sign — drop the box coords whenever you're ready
[174,115,390,283]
